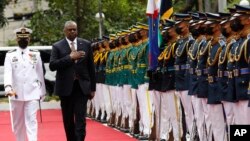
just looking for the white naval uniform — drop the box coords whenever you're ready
[4,47,46,141]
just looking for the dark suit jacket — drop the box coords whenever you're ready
[49,38,96,97]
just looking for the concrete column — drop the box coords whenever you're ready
[218,0,227,12]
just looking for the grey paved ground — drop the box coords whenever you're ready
[0,101,60,111]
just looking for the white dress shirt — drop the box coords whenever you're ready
[66,37,78,50]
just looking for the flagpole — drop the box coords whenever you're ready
[98,0,104,39]
[158,93,162,140]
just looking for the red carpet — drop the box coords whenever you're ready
[0,109,137,141]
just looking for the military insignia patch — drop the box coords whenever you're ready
[219,39,225,47]
[231,39,236,44]
[12,56,18,63]
[21,28,26,33]
[29,53,37,64]
[247,34,250,39]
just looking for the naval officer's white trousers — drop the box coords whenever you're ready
[11,100,39,141]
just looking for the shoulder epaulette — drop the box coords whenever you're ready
[188,35,194,41]
[188,39,195,46]
[219,39,225,47]
[30,49,39,52]
[247,34,250,39]
[7,49,17,53]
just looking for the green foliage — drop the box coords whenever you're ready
[7,39,18,46]
[29,0,147,45]
[29,0,76,45]
[173,0,187,12]
[44,95,60,102]
[26,0,245,45]
[29,9,69,45]
[0,0,9,28]
[102,0,147,34]
[228,0,242,9]
[173,0,242,13]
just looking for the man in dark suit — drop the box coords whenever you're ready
[49,21,96,141]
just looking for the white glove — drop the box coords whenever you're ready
[40,95,46,102]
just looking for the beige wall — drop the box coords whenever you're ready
[0,0,49,46]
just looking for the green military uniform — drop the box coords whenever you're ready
[119,44,133,85]
[94,49,102,84]
[135,39,149,86]
[113,48,123,86]
[128,42,140,89]
[105,48,116,86]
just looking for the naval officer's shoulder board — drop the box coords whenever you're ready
[29,49,39,52]
[7,49,17,54]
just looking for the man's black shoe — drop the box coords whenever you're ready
[101,119,107,123]
[138,134,149,140]
[133,134,140,139]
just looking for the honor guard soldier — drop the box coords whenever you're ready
[88,41,99,117]
[96,40,106,122]
[99,38,113,124]
[173,13,195,140]
[94,41,105,121]
[230,4,250,124]
[191,12,209,141]
[196,13,217,141]
[155,19,181,141]
[92,42,99,57]
[187,13,200,140]
[105,35,117,127]
[133,24,154,140]
[118,31,132,133]
[218,11,238,139]
[188,13,208,141]
[111,35,123,128]
[204,13,227,141]
[126,25,150,139]
[150,24,167,140]
[127,30,140,137]
[96,38,111,123]
[4,27,46,141]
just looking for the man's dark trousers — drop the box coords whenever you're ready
[60,80,88,141]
